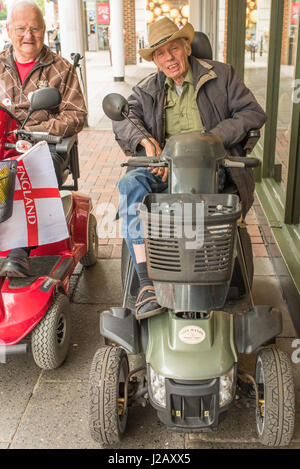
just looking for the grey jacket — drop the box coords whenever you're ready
[113,56,267,216]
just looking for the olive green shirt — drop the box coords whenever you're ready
[164,66,205,139]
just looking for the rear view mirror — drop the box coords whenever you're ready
[30,87,62,112]
[21,87,62,130]
[102,93,129,121]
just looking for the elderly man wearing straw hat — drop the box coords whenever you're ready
[114,17,266,320]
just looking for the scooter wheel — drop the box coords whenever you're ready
[31,293,71,370]
[80,214,98,267]
[255,347,295,447]
[88,346,129,445]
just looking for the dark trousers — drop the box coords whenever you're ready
[48,144,68,189]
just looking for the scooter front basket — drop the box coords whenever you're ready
[0,159,17,223]
[139,193,241,285]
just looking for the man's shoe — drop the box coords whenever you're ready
[0,248,30,278]
[135,285,166,320]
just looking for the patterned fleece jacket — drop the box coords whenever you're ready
[0,45,87,137]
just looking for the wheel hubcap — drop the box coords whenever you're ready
[256,357,265,435]
[56,314,66,345]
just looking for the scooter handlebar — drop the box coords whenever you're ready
[121,157,167,168]
[33,133,62,144]
[15,129,62,144]
[121,156,261,169]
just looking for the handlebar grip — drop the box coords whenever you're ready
[243,157,261,168]
[5,143,16,149]
[224,156,261,168]
[30,134,62,144]
[121,157,167,168]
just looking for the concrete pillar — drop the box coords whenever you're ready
[57,0,88,109]
[189,0,218,59]
[189,0,202,32]
[110,0,125,81]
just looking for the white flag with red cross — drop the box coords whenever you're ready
[0,141,69,251]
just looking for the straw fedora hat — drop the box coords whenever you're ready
[139,17,194,62]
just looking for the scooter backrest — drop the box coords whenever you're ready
[191,31,213,60]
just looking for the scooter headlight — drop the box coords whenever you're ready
[219,366,235,407]
[149,366,166,408]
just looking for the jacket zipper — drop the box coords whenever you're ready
[19,63,44,105]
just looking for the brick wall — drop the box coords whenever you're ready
[124,0,137,65]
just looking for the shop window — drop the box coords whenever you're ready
[275,0,299,194]
[243,0,271,153]
[217,0,227,63]
[244,0,271,110]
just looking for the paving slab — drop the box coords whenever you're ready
[253,257,275,276]
[72,259,123,305]
[0,345,41,443]
[9,380,99,449]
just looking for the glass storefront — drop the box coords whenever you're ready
[275,0,299,195]
[85,0,110,51]
[244,0,271,151]
[217,0,226,62]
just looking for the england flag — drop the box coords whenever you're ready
[0,141,69,251]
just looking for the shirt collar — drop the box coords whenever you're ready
[164,65,193,91]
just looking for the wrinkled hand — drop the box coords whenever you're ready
[140,137,168,182]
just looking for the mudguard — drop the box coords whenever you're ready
[234,305,282,353]
[146,310,237,380]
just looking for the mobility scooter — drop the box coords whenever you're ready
[88,34,295,447]
[0,87,98,370]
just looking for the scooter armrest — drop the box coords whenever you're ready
[56,134,78,155]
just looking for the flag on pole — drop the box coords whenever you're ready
[0,141,69,251]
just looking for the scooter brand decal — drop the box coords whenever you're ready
[179,325,206,345]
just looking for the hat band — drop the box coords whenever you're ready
[150,34,173,48]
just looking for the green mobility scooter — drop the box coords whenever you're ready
[88,92,295,448]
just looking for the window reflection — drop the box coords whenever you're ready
[244,0,271,111]
[276,0,299,193]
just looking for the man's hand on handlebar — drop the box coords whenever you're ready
[140,137,169,182]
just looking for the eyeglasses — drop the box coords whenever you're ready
[14,27,43,37]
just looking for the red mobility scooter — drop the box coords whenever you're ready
[0,87,98,369]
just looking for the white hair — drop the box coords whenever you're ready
[7,0,44,25]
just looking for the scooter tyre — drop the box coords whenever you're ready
[88,346,129,445]
[31,293,71,370]
[255,347,295,447]
[80,214,98,267]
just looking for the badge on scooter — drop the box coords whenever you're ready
[179,325,206,345]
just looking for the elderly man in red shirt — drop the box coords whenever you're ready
[0,0,87,277]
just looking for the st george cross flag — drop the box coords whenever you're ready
[0,141,69,251]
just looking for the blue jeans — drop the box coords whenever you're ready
[118,167,227,276]
[118,168,168,274]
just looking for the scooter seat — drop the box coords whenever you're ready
[60,190,73,223]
